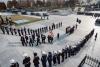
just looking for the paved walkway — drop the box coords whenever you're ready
[0,14,99,67]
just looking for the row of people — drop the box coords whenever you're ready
[10,29,94,67]
[0,22,62,36]
[20,31,55,46]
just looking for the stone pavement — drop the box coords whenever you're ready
[0,14,99,67]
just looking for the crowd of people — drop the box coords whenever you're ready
[78,55,100,67]
[20,22,62,46]
[20,23,78,47]
[9,28,94,67]
[0,22,62,36]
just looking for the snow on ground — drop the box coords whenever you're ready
[0,14,100,67]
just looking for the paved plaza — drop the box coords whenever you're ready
[0,14,100,67]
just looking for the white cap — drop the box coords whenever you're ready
[42,51,46,55]
[72,46,76,48]
[58,50,62,53]
[54,51,57,54]
[10,59,15,63]
[23,53,28,57]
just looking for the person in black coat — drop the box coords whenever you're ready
[14,28,17,35]
[21,28,24,35]
[24,27,27,35]
[57,50,61,64]
[27,28,30,35]
[33,53,40,67]
[61,49,65,62]
[32,33,35,41]
[0,26,5,34]
[5,27,9,35]
[36,37,41,46]
[25,35,28,44]
[23,53,31,67]
[21,36,26,46]
[29,36,33,46]
[64,46,68,59]
[9,27,13,35]
[53,51,57,65]
[47,52,53,67]
[18,29,21,36]
[41,51,47,67]
[41,34,46,43]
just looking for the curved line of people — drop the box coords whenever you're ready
[9,29,94,67]
[0,22,62,36]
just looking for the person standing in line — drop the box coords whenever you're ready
[95,33,98,41]
[41,51,47,67]
[0,26,5,34]
[53,51,57,65]
[33,52,40,67]
[47,52,53,67]
[23,53,31,67]
[57,50,61,64]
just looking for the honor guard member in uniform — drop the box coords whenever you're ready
[41,51,47,67]
[32,33,35,42]
[5,26,9,35]
[9,27,13,35]
[21,36,25,46]
[36,36,40,46]
[0,26,5,34]
[57,50,61,64]
[53,51,57,65]
[18,29,21,36]
[29,36,33,46]
[14,28,17,35]
[33,52,40,67]
[61,49,65,62]
[21,28,24,35]
[23,53,31,67]
[24,27,27,35]
[10,59,19,67]
[25,35,28,45]
[64,45,69,59]
[41,34,46,43]
[47,52,53,67]
[27,28,30,35]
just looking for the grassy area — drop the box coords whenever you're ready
[10,15,42,26]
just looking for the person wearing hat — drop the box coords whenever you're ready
[0,26,5,34]
[41,34,46,43]
[33,52,40,67]
[57,50,61,64]
[10,59,19,67]
[23,53,31,67]
[41,51,47,67]
[53,51,57,65]
[20,36,26,46]
[61,49,65,62]
[47,52,53,67]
